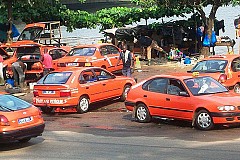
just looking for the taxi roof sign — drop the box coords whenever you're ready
[192,72,199,77]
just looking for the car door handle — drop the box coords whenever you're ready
[103,84,106,86]
[86,87,89,89]
[166,98,170,101]
[143,95,147,97]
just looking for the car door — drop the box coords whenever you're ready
[92,68,119,99]
[105,45,122,72]
[164,78,193,120]
[141,78,169,116]
[79,69,103,102]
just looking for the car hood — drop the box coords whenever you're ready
[196,92,240,106]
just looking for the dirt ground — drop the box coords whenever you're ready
[0,61,194,111]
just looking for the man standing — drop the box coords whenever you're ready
[116,45,133,77]
[42,48,53,76]
[12,59,26,88]
[0,55,4,85]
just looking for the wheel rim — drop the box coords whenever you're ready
[197,112,212,129]
[137,106,147,121]
[234,85,240,93]
[80,98,88,111]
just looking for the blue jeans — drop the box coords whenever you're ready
[122,68,131,77]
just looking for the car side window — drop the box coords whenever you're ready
[167,79,186,96]
[49,49,67,60]
[79,70,97,84]
[100,46,110,56]
[143,78,168,93]
[93,68,113,81]
[231,57,240,72]
[106,45,120,54]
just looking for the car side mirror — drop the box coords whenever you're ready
[179,91,189,97]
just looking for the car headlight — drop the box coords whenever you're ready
[218,105,236,111]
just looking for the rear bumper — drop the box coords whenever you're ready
[33,97,79,107]
[125,101,135,111]
[0,123,45,143]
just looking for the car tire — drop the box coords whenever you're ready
[120,84,131,101]
[136,103,151,123]
[234,84,240,93]
[41,107,53,114]
[77,96,89,114]
[18,137,31,143]
[194,109,214,130]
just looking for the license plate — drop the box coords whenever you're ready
[18,117,33,124]
[67,63,78,66]
[42,90,55,94]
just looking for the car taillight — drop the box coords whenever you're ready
[219,74,227,83]
[0,115,10,126]
[60,90,71,97]
[37,108,43,117]
[57,63,66,67]
[33,90,39,97]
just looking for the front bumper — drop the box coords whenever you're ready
[211,112,240,124]
[0,123,45,143]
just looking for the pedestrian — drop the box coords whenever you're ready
[138,35,164,66]
[0,55,4,85]
[116,44,133,77]
[11,59,26,88]
[42,48,53,76]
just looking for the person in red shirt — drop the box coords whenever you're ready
[42,48,53,76]
[0,55,4,85]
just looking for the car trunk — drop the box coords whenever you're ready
[34,84,70,98]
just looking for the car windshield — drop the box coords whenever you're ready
[67,47,96,56]
[38,72,72,84]
[184,76,228,96]
[190,60,227,73]
[0,95,31,112]
[18,26,42,41]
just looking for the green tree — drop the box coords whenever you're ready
[134,0,240,56]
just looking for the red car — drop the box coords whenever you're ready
[33,67,136,113]
[189,55,240,93]
[125,73,240,130]
[0,93,45,143]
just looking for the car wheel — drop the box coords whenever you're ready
[234,84,240,93]
[120,84,131,101]
[136,103,151,123]
[41,107,53,114]
[195,110,214,130]
[18,137,31,143]
[77,96,89,113]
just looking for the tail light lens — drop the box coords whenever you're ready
[37,108,43,118]
[0,115,10,126]
[33,90,39,97]
[218,74,227,83]
[60,90,71,97]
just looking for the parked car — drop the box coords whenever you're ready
[33,67,136,114]
[1,41,70,82]
[188,55,240,93]
[0,93,45,143]
[53,43,125,73]
[125,73,240,130]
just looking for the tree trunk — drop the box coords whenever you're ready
[7,0,13,44]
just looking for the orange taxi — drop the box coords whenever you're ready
[33,67,136,113]
[189,55,240,93]
[125,73,240,130]
[0,93,45,143]
[53,43,124,73]
[1,42,70,82]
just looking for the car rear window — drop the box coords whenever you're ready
[0,95,31,112]
[67,47,96,56]
[39,72,72,84]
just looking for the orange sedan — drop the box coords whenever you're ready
[125,73,240,130]
[189,55,240,93]
[0,93,45,143]
[53,43,124,73]
[33,67,136,113]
